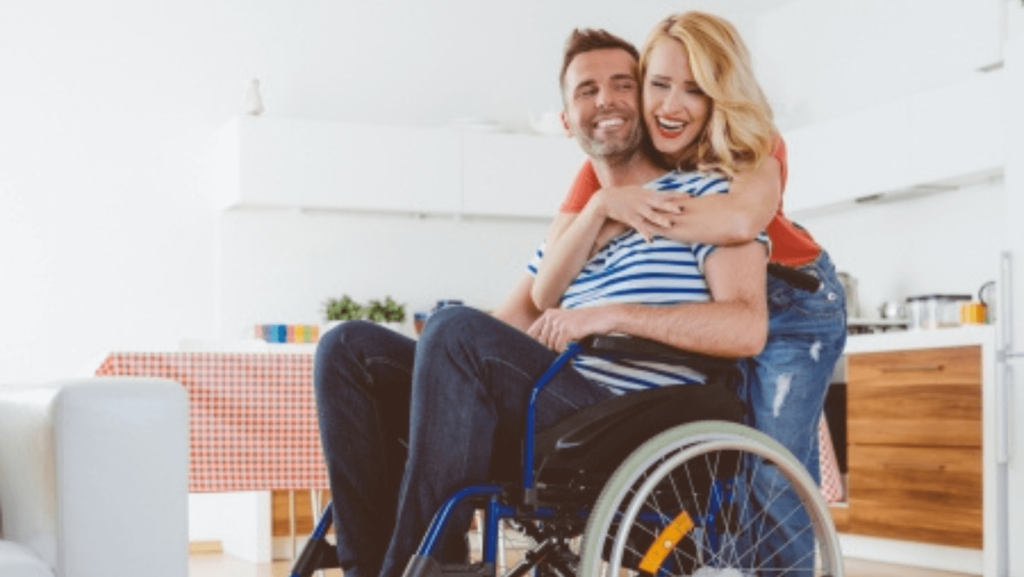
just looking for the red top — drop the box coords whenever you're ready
[557,138,821,266]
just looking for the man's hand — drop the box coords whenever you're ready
[527,307,616,351]
[594,186,682,242]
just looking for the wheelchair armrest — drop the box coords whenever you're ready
[578,335,740,376]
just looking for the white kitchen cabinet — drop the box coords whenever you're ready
[785,99,910,212]
[461,131,586,219]
[209,116,462,214]
[785,70,1005,216]
[208,117,585,220]
[906,71,1004,187]
[757,0,1002,136]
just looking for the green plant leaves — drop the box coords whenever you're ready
[324,295,364,321]
[366,296,406,323]
[324,295,406,323]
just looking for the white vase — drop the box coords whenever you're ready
[244,78,264,116]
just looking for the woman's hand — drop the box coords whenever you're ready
[587,220,627,257]
[645,158,782,246]
[594,186,682,242]
[527,307,615,351]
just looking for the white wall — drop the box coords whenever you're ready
[217,210,550,339]
[747,0,1010,321]
[0,0,777,383]
[793,179,1006,318]
[754,0,1003,131]
[1,0,1013,382]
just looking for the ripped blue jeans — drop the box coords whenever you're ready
[734,250,847,574]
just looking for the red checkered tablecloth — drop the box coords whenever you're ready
[818,418,843,503]
[96,352,327,493]
[94,351,844,502]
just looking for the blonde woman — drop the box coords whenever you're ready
[529,12,846,573]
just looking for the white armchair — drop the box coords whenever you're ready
[0,378,189,577]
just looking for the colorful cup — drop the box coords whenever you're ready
[959,302,987,325]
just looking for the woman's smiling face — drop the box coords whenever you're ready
[642,39,712,162]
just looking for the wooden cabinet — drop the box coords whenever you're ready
[271,489,331,537]
[845,346,983,548]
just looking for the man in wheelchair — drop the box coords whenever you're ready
[313,29,806,577]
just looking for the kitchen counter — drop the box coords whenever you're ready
[845,324,995,354]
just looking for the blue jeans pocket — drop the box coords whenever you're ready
[769,254,846,319]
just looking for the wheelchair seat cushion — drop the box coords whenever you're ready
[534,377,744,484]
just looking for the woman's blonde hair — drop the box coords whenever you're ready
[640,11,776,177]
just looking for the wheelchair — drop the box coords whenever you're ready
[291,325,842,577]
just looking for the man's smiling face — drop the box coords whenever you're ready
[561,48,643,161]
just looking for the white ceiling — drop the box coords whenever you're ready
[1,1,802,133]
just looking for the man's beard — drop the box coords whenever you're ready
[575,118,644,164]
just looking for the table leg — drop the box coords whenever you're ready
[290,490,297,560]
[497,519,506,574]
[311,489,323,577]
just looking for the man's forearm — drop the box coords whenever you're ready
[594,238,771,358]
[603,300,767,359]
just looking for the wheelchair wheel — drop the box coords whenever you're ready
[577,421,842,577]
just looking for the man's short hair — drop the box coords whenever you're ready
[559,28,640,93]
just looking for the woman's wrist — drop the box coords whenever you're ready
[582,189,610,221]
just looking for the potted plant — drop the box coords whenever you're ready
[365,296,406,332]
[322,295,365,333]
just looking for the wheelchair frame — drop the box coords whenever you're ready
[291,333,843,577]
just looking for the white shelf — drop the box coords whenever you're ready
[209,117,462,214]
[786,70,1005,217]
[208,117,585,220]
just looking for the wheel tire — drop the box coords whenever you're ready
[577,421,843,577]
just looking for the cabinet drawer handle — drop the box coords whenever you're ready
[880,461,946,471]
[878,364,944,372]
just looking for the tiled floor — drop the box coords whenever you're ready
[188,551,980,577]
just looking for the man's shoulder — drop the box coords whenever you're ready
[646,170,730,197]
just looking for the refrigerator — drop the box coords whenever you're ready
[999,35,1024,577]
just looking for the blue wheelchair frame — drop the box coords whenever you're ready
[413,341,583,566]
[289,263,825,577]
[412,341,737,563]
[291,337,742,577]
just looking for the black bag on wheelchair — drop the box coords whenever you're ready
[530,338,746,509]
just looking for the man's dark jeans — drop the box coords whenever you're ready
[314,306,613,577]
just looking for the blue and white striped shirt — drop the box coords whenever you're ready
[528,170,767,394]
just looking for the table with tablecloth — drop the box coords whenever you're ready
[94,351,844,502]
[96,351,328,493]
